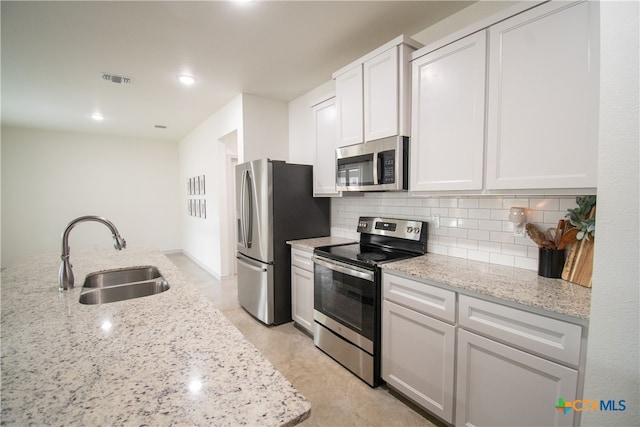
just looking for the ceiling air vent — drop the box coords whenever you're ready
[101,73,132,85]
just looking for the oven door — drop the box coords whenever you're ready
[312,254,376,352]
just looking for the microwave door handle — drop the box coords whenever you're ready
[372,152,379,185]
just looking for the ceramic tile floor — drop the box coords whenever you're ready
[166,252,442,427]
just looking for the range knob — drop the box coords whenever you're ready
[414,227,421,234]
[406,226,414,233]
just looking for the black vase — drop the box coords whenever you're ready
[538,248,565,278]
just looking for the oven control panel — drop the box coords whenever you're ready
[357,217,425,241]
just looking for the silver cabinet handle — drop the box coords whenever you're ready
[312,255,374,282]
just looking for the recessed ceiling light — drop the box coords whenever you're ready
[177,74,196,86]
[91,112,104,121]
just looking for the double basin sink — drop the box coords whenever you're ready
[79,266,169,305]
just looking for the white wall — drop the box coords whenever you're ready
[179,94,242,278]
[582,1,639,425]
[242,94,289,163]
[1,126,180,267]
[288,80,335,164]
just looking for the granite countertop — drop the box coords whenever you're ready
[1,248,310,426]
[287,236,356,250]
[383,253,591,321]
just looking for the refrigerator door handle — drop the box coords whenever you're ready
[245,170,253,248]
[236,255,268,273]
[240,170,247,248]
[240,169,253,249]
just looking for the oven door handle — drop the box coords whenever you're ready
[312,255,375,282]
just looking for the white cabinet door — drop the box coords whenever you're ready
[364,46,398,141]
[410,31,486,192]
[456,329,578,427]
[312,96,340,196]
[335,65,363,147]
[291,248,314,334]
[486,0,598,190]
[291,265,314,334]
[382,300,455,423]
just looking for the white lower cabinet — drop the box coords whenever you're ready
[291,247,314,335]
[382,273,456,423]
[383,300,456,422]
[456,329,578,427]
[381,272,584,427]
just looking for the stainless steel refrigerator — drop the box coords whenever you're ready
[236,159,330,325]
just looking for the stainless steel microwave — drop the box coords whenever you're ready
[336,136,408,192]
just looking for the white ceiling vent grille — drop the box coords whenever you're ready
[101,73,132,85]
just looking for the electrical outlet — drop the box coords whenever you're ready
[432,214,440,228]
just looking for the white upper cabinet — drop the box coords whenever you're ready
[333,35,421,147]
[335,66,364,147]
[312,96,341,197]
[364,46,399,141]
[486,0,598,190]
[410,30,487,192]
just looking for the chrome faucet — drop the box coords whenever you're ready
[58,215,126,291]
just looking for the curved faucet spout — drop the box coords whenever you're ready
[58,215,127,291]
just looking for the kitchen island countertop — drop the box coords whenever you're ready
[1,248,310,426]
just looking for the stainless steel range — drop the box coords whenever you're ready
[312,216,427,387]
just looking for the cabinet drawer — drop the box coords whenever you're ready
[291,247,314,272]
[458,295,582,366]
[383,273,455,323]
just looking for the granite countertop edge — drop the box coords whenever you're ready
[382,253,591,322]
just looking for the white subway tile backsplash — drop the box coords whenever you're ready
[490,253,515,267]
[457,239,478,250]
[478,220,502,232]
[468,229,490,241]
[468,209,491,220]
[331,193,585,272]
[439,198,458,208]
[515,256,538,270]
[544,210,566,224]
[490,231,515,245]
[448,228,468,239]
[502,198,528,209]
[458,218,479,229]
[441,217,458,228]
[448,247,468,259]
[501,244,528,257]
[479,198,503,209]
[459,198,480,209]
[478,241,502,253]
[468,250,490,263]
[530,198,560,211]
[449,208,468,218]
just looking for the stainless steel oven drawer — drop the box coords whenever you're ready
[314,321,375,387]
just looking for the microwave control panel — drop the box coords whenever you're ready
[379,150,395,184]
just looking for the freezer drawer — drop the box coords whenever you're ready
[237,254,274,325]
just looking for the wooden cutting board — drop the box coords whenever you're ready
[561,237,594,287]
[561,207,596,287]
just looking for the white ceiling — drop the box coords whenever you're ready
[1,0,473,141]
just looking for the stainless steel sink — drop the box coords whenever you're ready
[79,266,169,305]
[82,266,162,288]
